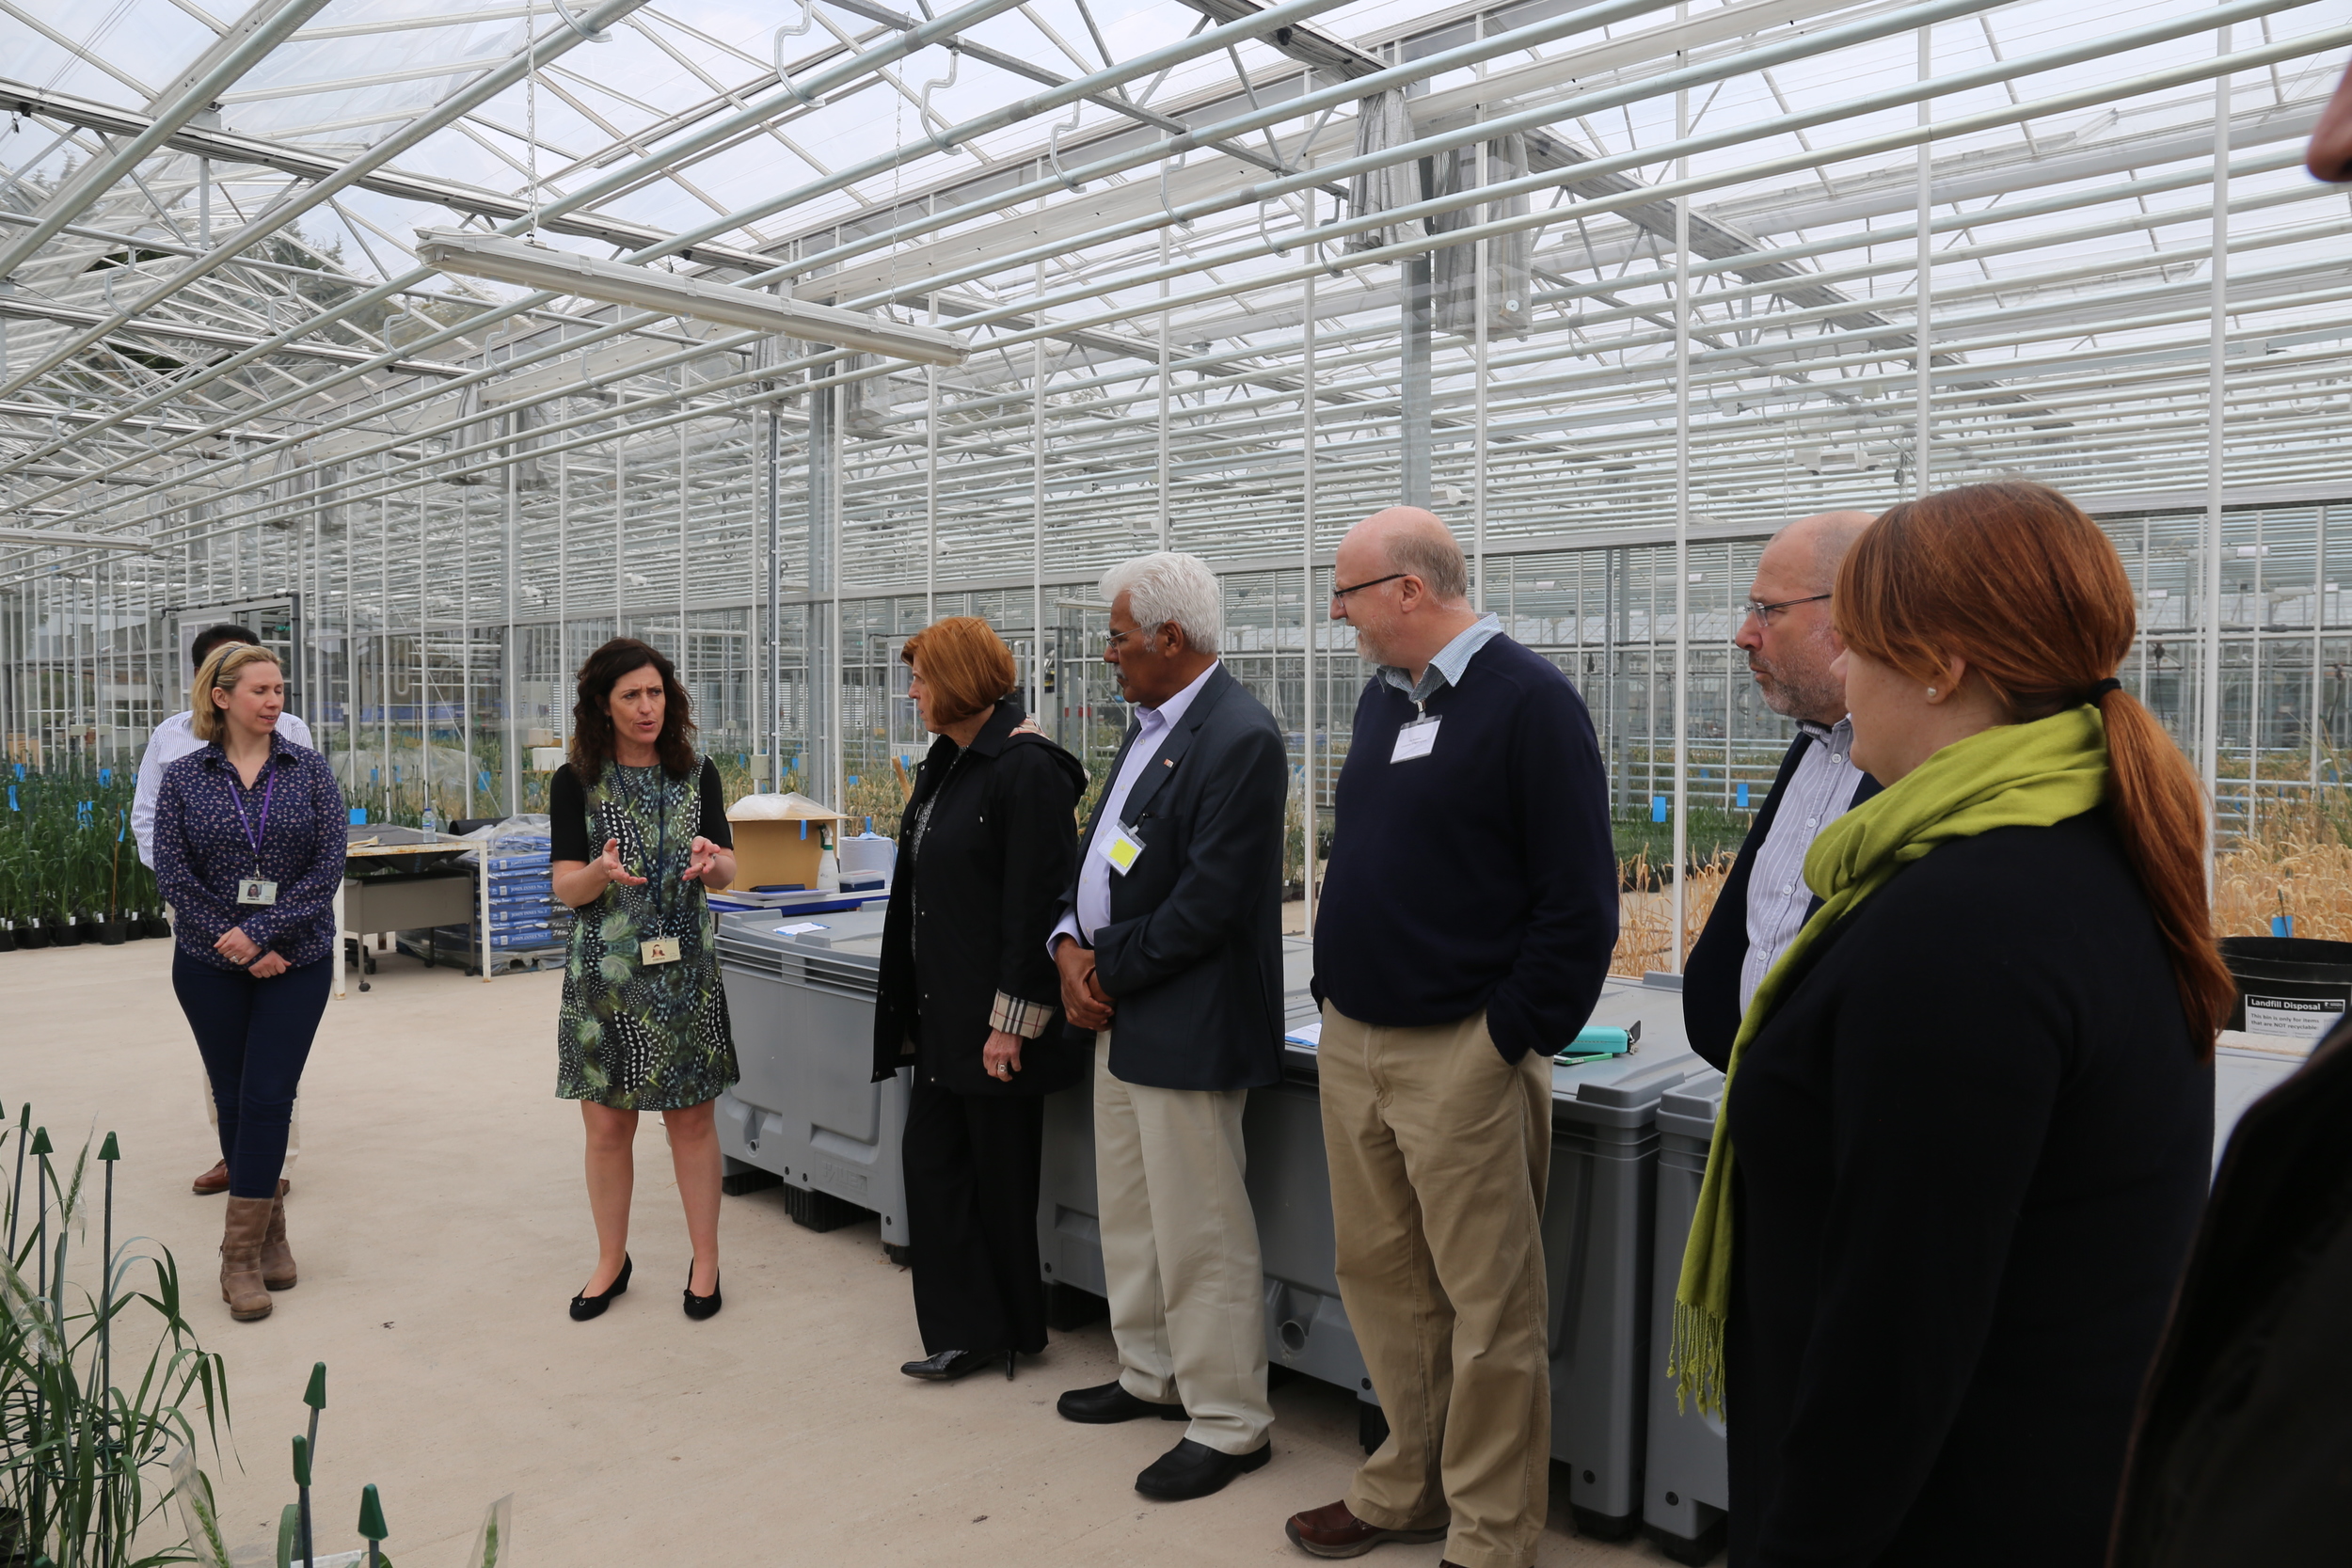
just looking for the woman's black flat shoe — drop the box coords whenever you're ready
[899,1348,1008,1382]
[683,1264,722,1321]
[570,1254,631,1321]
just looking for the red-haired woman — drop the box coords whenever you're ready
[549,638,738,1323]
[1670,482,2223,1567]
[871,617,1087,1382]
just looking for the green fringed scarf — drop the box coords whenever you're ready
[1667,705,2112,1418]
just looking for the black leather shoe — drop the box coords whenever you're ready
[1057,1380,1189,1424]
[682,1264,721,1321]
[1135,1436,1270,1500]
[569,1254,630,1321]
[900,1348,1005,1382]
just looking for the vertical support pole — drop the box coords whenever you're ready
[924,355,938,626]
[557,448,568,744]
[1302,265,1319,935]
[1401,253,1433,508]
[1157,227,1172,549]
[2314,505,2328,802]
[1669,14,1692,971]
[1471,96,1489,609]
[1032,259,1048,725]
[503,412,522,818]
[2200,26,2230,863]
[1915,23,1933,496]
[808,364,838,807]
[766,400,783,794]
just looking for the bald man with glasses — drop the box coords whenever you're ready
[1682,509,1882,1069]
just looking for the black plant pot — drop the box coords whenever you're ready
[0,927,16,953]
[144,912,173,939]
[53,920,84,948]
[99,918,125,946]
[19,923,50,950]
[121,913,146,942]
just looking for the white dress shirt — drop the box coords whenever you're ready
[133,708,315,869]
[1051,660,1219,953]
[1739,717,1866,1010]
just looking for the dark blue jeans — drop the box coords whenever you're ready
[172,950,331,1199]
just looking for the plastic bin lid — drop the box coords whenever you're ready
[1656,1068,1726,1139]
[718,904,890,963]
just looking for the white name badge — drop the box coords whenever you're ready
[1391,716,1441,763]
[1097,821,1147,876]
[640,936,681,965]
[236,878,279,906]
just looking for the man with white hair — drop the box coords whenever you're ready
[1290,508,1616,1568]
[1049,550,1289,1502]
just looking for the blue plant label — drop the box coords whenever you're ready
[350,807,369,825]
[99,768,112,786]
[1651,795,1668,823]
[8,786,16,811]
[1737,782,1750,810]
[479,770,491,792]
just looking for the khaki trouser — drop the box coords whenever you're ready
[1092,1034,1273,1455]
[1319,1003,1551,1568]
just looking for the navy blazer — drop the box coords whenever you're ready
[1682,730,1881,1069]
[1055,663,1288,1093]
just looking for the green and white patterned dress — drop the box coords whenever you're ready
[555,759,739,1110]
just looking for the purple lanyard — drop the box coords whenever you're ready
[225,760,278,870]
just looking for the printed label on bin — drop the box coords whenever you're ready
[2244,994,2345,1038]
[775,922,831,936]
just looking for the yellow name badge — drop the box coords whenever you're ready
[640,936,681,965]
[1097,821,1147,876]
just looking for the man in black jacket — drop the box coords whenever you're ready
[1049,550,1288,1503]
[1682,509,1878,1068]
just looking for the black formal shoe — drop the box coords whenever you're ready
[900,1348,1006,1382]
[683,1263,722,1321]
[1134,1437,1271,1501]
[569,1254,631,1321]
[1057,1380,1189,1424]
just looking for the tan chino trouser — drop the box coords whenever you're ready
[1092,1034,1274,1455]
[1319,1003,1552,1568]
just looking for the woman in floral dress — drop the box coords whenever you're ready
[549,637,739,1323]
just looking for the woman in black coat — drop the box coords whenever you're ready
[871,616,1087,1383]
[1675,483,2229,1566]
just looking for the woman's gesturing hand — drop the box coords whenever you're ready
[982,1029,1025,1082]
[680,835,724,882]
[595,837,647,887]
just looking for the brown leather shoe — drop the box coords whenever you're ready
[1283,1500,1448,1559]
[192,1159,229,1196]
[220,1196,274,1321]
[260,1191,296,1291]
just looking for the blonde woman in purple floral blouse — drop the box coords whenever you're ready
[153,642,344,1323]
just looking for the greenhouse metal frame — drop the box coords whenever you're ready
[3,0,2348,943]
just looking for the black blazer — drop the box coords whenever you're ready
[1683,730,1881,1069]
[1724,810,2211,1568]
[1055,663,1288,1093]
[2110,1021,2352,1568]
[871,699,1088,1097]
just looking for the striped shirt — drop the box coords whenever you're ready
[1739,719,1868,1012]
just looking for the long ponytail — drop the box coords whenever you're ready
[1837,482,2233,1053]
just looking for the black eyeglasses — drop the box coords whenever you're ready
[1330,572,1407,603]
[1740,593,1831,626]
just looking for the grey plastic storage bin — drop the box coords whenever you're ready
[713,907,912,1246]
[1041,962,1700,1537]
[1642,1069,1728,1565]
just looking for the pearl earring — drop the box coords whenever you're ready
[1926,688,1938,698]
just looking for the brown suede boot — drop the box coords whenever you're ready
[221,1196,274,1321]
[261,1190,296,1291]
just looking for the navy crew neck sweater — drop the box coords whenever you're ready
[1312,634,1618,1062]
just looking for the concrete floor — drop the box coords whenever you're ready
[8,938,1677,1567]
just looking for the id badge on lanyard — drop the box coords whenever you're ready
[624,768,682,965]
[226,765,281,904]
[1096,819,1147,875]
[1391,712,1440,763]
